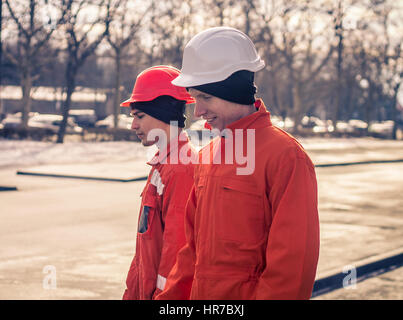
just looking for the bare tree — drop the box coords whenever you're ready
[256,0,335,132]
[317,0,363,132]
[147,0,197,67]
[200,0,235,27]
[56,0,110,143]
[105,0,149,128]
[252,1,291,120]
[346,0,402,135]
[330,0,346,131]
[376,2,402,139]
[3,0,69,127]
[0,0,3,89]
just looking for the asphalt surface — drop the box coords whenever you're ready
[0,168,141,299]
[0,142,402,300]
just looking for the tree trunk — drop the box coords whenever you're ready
[344,75,355,120]
[21,69,32,128]
[332,0,344,133]
[0,0,3,88]
[391,82,401,140]
[113,51,121,129]
[333,28,343,133]
[57,66,76,143]
[364,82,374,135]
[292,83,303,134]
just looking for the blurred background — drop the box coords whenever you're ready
[0,0,402,142]
[0,0,402,300]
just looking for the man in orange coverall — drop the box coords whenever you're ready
[120,65,197,300]
[156,27,320,300]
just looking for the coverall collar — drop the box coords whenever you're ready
[225,98,272,133]
[147,130,190,166]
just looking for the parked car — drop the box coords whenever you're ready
[69,109,97,128]
[368,120,394,137]
[95,114,132,129]
[301,116,322,128]
[396,126,403,140]
[313,121,334,134]
[271,115,295,131]
[335,121,355,133]
[348,119,367,130]
[28,114,83,134]
[1,114,21,129]
[1,112,39,129]
[301,116,334,133]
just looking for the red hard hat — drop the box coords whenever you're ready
[120,65,195,107]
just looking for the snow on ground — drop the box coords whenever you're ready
[0,138,156,169]
[1,136,403,169]
[298,136,403,151]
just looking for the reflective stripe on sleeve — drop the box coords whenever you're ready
[156,274,167,291]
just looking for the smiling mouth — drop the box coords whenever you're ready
[204,117,216,124]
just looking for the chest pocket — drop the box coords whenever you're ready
[138,188,157,236]
[217,177,265,244]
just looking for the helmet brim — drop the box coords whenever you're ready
[120,95,195,107]
[120,98,133,107]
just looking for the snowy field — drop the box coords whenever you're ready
[0,138,152,169]
[1,136,403,169]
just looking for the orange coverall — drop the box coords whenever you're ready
[156,99,320,300]
[123,133,196,300]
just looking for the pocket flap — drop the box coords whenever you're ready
[221,177,261,197]
[142,188,157,208]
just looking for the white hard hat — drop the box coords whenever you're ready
[172,27,265,87]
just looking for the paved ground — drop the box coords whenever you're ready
[313,264,403,300]
[0,169,141,299]
[0,139,402,300]
[315,163,403,275]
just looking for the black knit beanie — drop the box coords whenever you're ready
[132,95,187,128]
[190,70,257,105]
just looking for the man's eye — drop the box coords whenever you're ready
[130,113,144,119]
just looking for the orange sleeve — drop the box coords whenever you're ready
[255,150,320,299]
[152,170,195,299]
[155,184,197,300]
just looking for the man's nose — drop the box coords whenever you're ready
[194,102,207,118]
[131,118,139,130]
